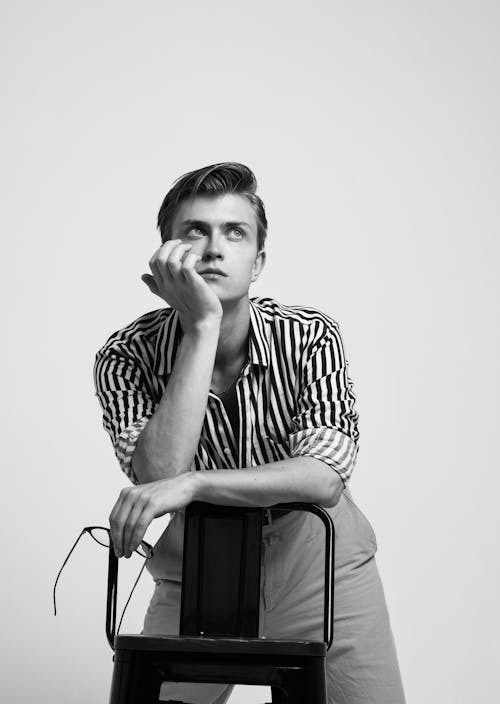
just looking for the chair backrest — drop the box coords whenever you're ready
[179,501,335,649]
[179,502,264,638]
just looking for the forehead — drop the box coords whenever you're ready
[172,193,257,231]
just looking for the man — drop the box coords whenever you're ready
[94,162,406,704]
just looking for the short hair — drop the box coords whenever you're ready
[157,162,268,251]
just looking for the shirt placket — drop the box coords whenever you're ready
[239,363,256,469]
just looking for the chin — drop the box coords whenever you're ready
[219,293,250,309]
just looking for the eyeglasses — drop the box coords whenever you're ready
[53,526,154,650]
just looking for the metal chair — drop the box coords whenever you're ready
[108,501,335,704]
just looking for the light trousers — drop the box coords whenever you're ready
[142,488,406,704]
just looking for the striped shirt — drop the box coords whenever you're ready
[94,296,360,486]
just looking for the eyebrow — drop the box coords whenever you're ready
[180,219,252,230]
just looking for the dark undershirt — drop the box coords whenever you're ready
[219,384,240,454]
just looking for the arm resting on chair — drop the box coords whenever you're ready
[109,457,342,558]
[192,456,343,509]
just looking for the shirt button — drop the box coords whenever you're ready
[224,448,231,455]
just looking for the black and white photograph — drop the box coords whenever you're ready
[2,2,499,703]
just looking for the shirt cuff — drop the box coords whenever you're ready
[289,426,358,485]
[114,417,150,484]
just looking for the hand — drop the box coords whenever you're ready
[141,239,223,332]
[108,472,196,558]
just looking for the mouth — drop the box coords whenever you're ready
[199,269,227,277]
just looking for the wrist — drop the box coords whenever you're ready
[182,316,222,338]
[188,468,205,502]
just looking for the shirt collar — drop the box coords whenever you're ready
[153,298,271,377]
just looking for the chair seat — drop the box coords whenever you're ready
[115,633,326,657]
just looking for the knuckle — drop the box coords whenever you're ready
[137,493,149,507]
[135,516,149,530]
[147,495,158,510]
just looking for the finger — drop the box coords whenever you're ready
[109,489,131,557]
[159,237,182,250]
[154,239,188,268]
[148,239,182,283]
[181,252,203,279]
[165,243,194,277]
[151,241,188,283]
[121,494,149,557]
[124,503,155,557]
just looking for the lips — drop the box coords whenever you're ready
[199,268,227,277]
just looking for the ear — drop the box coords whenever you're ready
[251,249,266,282]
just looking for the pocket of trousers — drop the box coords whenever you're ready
[342,489,378,552]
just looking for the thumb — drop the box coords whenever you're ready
[141,273,161,297]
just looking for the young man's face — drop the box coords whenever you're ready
[169,193,266,307]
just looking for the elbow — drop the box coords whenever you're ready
[132,435,194,483]
[132,453,167,484]
[130,451,147,484]
[130,442,163,484]
[318,466,345,508]
[294,457,344,508]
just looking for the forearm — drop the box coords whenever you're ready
[109,456,343,558]
[132,320,220,483]
[192,456,344,509]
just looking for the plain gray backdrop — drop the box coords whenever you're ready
[2,1,499,702]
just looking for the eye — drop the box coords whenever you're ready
[185,227,206,239]
[227,227,244,241]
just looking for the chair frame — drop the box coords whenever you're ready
[106,502,335,703]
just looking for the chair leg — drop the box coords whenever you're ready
[277,661,327,704]
[109,650,163,704]
[271,684,285,702]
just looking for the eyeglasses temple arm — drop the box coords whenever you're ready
[115,558,149,640]
[53,531,85,616]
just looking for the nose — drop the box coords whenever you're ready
[201,232,224,262]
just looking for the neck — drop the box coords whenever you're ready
[215,296,251,369]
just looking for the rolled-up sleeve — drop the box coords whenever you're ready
[93,351,155,484]
[289,322,360,485]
